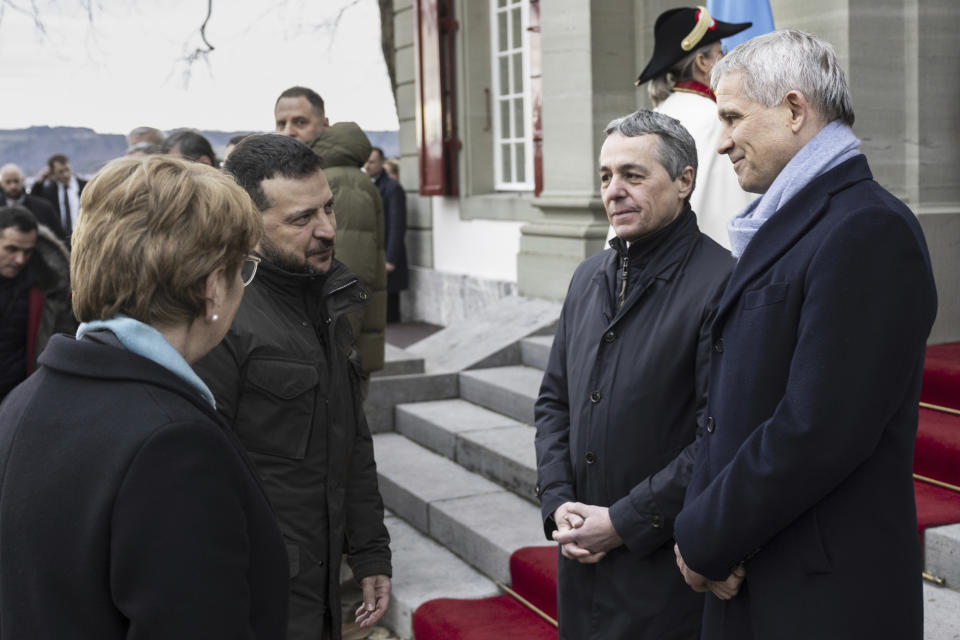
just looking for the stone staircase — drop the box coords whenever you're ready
[370,335,554,638]
[370,329,960,639]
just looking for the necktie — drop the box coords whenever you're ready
[62,185,72,235]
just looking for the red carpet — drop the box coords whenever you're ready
[915,481,960,534]
[412,593,556,640]
[509,546,558,621]
[922,342,960,410]
[914,408,960,487]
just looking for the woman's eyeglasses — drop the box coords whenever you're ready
[240,255,261,287]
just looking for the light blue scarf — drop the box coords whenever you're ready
[727,120,862,259]
[76,315,216,407]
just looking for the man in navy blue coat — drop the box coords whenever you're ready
[673,30,937,640]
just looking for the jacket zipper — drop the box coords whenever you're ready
[327,278,360,297]
[618,255,629,310]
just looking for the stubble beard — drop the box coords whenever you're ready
[259,235,323,276]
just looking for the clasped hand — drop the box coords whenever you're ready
[551,502,623,564]
[674,543,746,601]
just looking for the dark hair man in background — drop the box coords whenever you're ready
[535,110,737,639]
[31,153,87,241]
[194,134,392,640]
[0,205,74,401]
[162,129,218,166]
[363,146,407,323]
[274,85,386,388]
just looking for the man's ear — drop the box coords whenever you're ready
[676,165,695,200]
[784,90,811,133]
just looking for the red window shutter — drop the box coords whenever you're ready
[529,0,543,196]
[415,0,459,196]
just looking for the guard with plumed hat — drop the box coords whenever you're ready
[627,5,755,250]
[637,7,751,88]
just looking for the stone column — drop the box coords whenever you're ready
[517,0,638,300]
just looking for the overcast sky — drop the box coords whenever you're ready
[0,0,399,134]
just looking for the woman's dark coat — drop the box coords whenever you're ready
[535,209,735,639]
[0,332,288,639]
[674,156,937,640]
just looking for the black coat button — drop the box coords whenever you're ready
[651,514,663,529]
[603,330,616,343]
[590,390,602,403]
[534,484,541,496]
[584,451,597,464]
[714,338,724,353]
[705,416,715,433]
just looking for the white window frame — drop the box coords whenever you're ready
[490,0,534,191]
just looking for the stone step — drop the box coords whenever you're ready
[374,343,426,378]
[405,296,561,374]
[363,371,459,434]
[373,432,548,584]
[925,523,960,590]
[458,365,544,425]
[520,335,553,370]
[381,513,500,640]
[923,580,960,639]
[395,398,538,503]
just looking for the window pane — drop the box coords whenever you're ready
[512,7,522,49]
[512,53,523,94]
[513,97,524,138]
[502,144,513,183]
[498,0,506,7]
[516,143,526,182]
[499,56,510,95]
[498,11,508,53]
[500,100,511,138]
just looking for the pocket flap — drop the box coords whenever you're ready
[245,360,320,400]
[743,282,789,309]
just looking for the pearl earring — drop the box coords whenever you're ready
[212,314,219,322]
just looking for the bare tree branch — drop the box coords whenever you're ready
[182,0,215,64]
[331,0,364,32]
[0,0,48,35]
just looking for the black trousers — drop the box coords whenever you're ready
[386,292,400,323]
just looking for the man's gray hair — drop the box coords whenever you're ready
[712,29,855,125]
[604,110,698,186]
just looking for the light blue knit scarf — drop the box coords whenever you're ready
[76,314,216,407]
[727,120,862,259]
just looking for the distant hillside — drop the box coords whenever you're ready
[0,126,399,179]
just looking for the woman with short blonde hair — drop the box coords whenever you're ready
[0,155,288,638]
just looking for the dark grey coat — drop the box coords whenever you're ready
[535,209,734,639]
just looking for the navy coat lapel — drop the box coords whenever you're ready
[713,156,874,329]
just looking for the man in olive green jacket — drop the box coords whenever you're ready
[275,86,386,379]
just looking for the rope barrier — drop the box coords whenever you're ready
[919,401,960,417]
[496,581,558,628]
